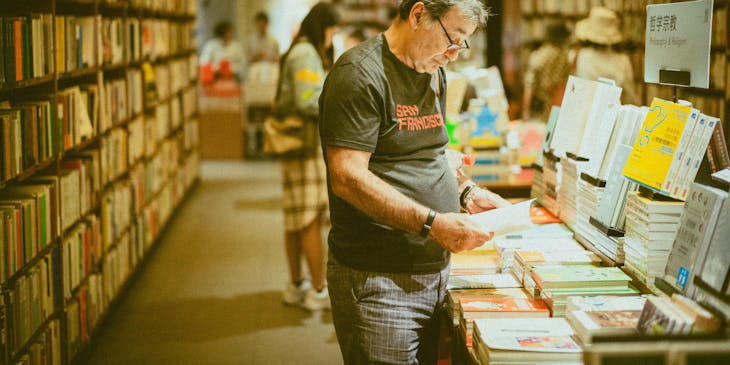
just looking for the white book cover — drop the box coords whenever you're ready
[676,115,720,200]
[580,85,623,178]
[663,108,701,193]
[698,193,730,292]
[550,76,598,158]
[664,183,728,293]
[595,144,633,228]
[475,318,582,353]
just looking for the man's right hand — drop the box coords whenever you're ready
[429,212,494,253]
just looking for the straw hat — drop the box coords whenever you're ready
[575,7,623,45]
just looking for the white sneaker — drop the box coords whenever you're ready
[282,279,311,305]
[303,286,331,311]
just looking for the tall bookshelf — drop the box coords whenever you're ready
[0,1,200,364]
[519,0,730,144]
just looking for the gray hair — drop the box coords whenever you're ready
[398,0,490,26]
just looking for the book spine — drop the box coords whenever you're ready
[663,109,700,194]
[679,117,720,200]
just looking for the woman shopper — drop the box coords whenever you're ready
[275,2,339,311]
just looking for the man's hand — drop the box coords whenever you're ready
[465,187,511,214]
[429,212,494,253]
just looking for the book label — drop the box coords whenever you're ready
[677,266,689,288]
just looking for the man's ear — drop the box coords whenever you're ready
[409,2,426,29]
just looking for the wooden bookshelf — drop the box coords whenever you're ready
[0,1,200,364]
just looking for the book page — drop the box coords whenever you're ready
[468,199,534,236]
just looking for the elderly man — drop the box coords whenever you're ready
[319,1,509,364]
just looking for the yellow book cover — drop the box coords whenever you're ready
[623,98,691,190]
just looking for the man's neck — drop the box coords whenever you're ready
[384,21,415,70]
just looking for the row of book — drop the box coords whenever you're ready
[1,100,56,182]
[0,15,54,87]
[2,251,56,359]
[123,0,197,15]
[520,0,624,16]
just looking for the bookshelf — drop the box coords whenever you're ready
[0,0,200,364]
[519,0,730,144]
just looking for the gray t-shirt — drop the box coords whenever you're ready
[319,34,459,273]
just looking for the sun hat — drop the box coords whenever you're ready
[575,6,623,45]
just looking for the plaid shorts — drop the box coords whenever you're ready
[280,151,328,232]
[327,252,449,365]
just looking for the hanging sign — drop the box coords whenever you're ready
[644,0,713,88]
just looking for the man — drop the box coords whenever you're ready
[246,12,279,63]
[319,1,509,364]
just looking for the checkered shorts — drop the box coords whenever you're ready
[280,150,328,232]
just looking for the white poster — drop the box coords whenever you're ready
[644,0,713,88]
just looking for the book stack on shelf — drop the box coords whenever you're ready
[623,192,684,289]
[0,1,200,364]
[557,156,585,230]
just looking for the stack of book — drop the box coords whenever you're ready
[558,157,585,230]
[529,265,636,316]
[623,192,684,288]
[637,294,721,335]
[542,153,560,216]
[592,232,626,264]
[565,296,647,345]
[512,249,601,286]
[492,231,580,272]
[575,177,605,239]
[445,287,530,326]
[460,297,550,348]
[450,246,501,276]
[472,318,582,364]
[530,164,544,205]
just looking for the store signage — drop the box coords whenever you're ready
[644,0,713,88]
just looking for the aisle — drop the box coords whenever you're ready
[86,160,341,365]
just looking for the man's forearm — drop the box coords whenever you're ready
[332,166,429,235]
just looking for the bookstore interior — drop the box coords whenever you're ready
[2,0,730,364]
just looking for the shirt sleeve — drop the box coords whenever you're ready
[286,44,325,117]
[319,62,382,153]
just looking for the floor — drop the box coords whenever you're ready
[85,160,342,365]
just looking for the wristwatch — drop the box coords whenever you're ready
[420,209,436,237]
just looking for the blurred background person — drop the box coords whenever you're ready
[247,11,280,64]
[573,6,637,105]
[200,20,246,82]
[522,21,571,122]
[276,2,340,311]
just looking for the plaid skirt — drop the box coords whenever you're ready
[281,151,328,232]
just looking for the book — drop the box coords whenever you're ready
[473,318,582,364]
[585,340,730,365]
[698,190,730,293]
[706,118,729,173]
[531,265,631,290]
[670,294,721,334]
[637,295,694,335]
[662,107,701,194]
[566,295,646,313]
[530,206,561,224]
[567,310,641,344]
[664,183,728,294]
[447,273,522,289]
[460,297,550,319]
[623,97,693,192]
[595,144,638,230]
[450,248,500,275]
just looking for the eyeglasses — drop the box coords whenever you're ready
[437,17,469,52]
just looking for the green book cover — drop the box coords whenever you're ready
[532,265,631,288]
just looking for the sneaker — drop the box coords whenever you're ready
[282,279,311,305]
[303,286,331,311]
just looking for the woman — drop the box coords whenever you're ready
[522,21,571,121]
[276,2,339,311]
[199,21,245,81]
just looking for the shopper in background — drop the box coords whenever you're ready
[319,0,509,363]
[277,2,339,312]
[246,12,280,64]
[522,21,571,121]
[199,21,245,81]
[573,6,638,105]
